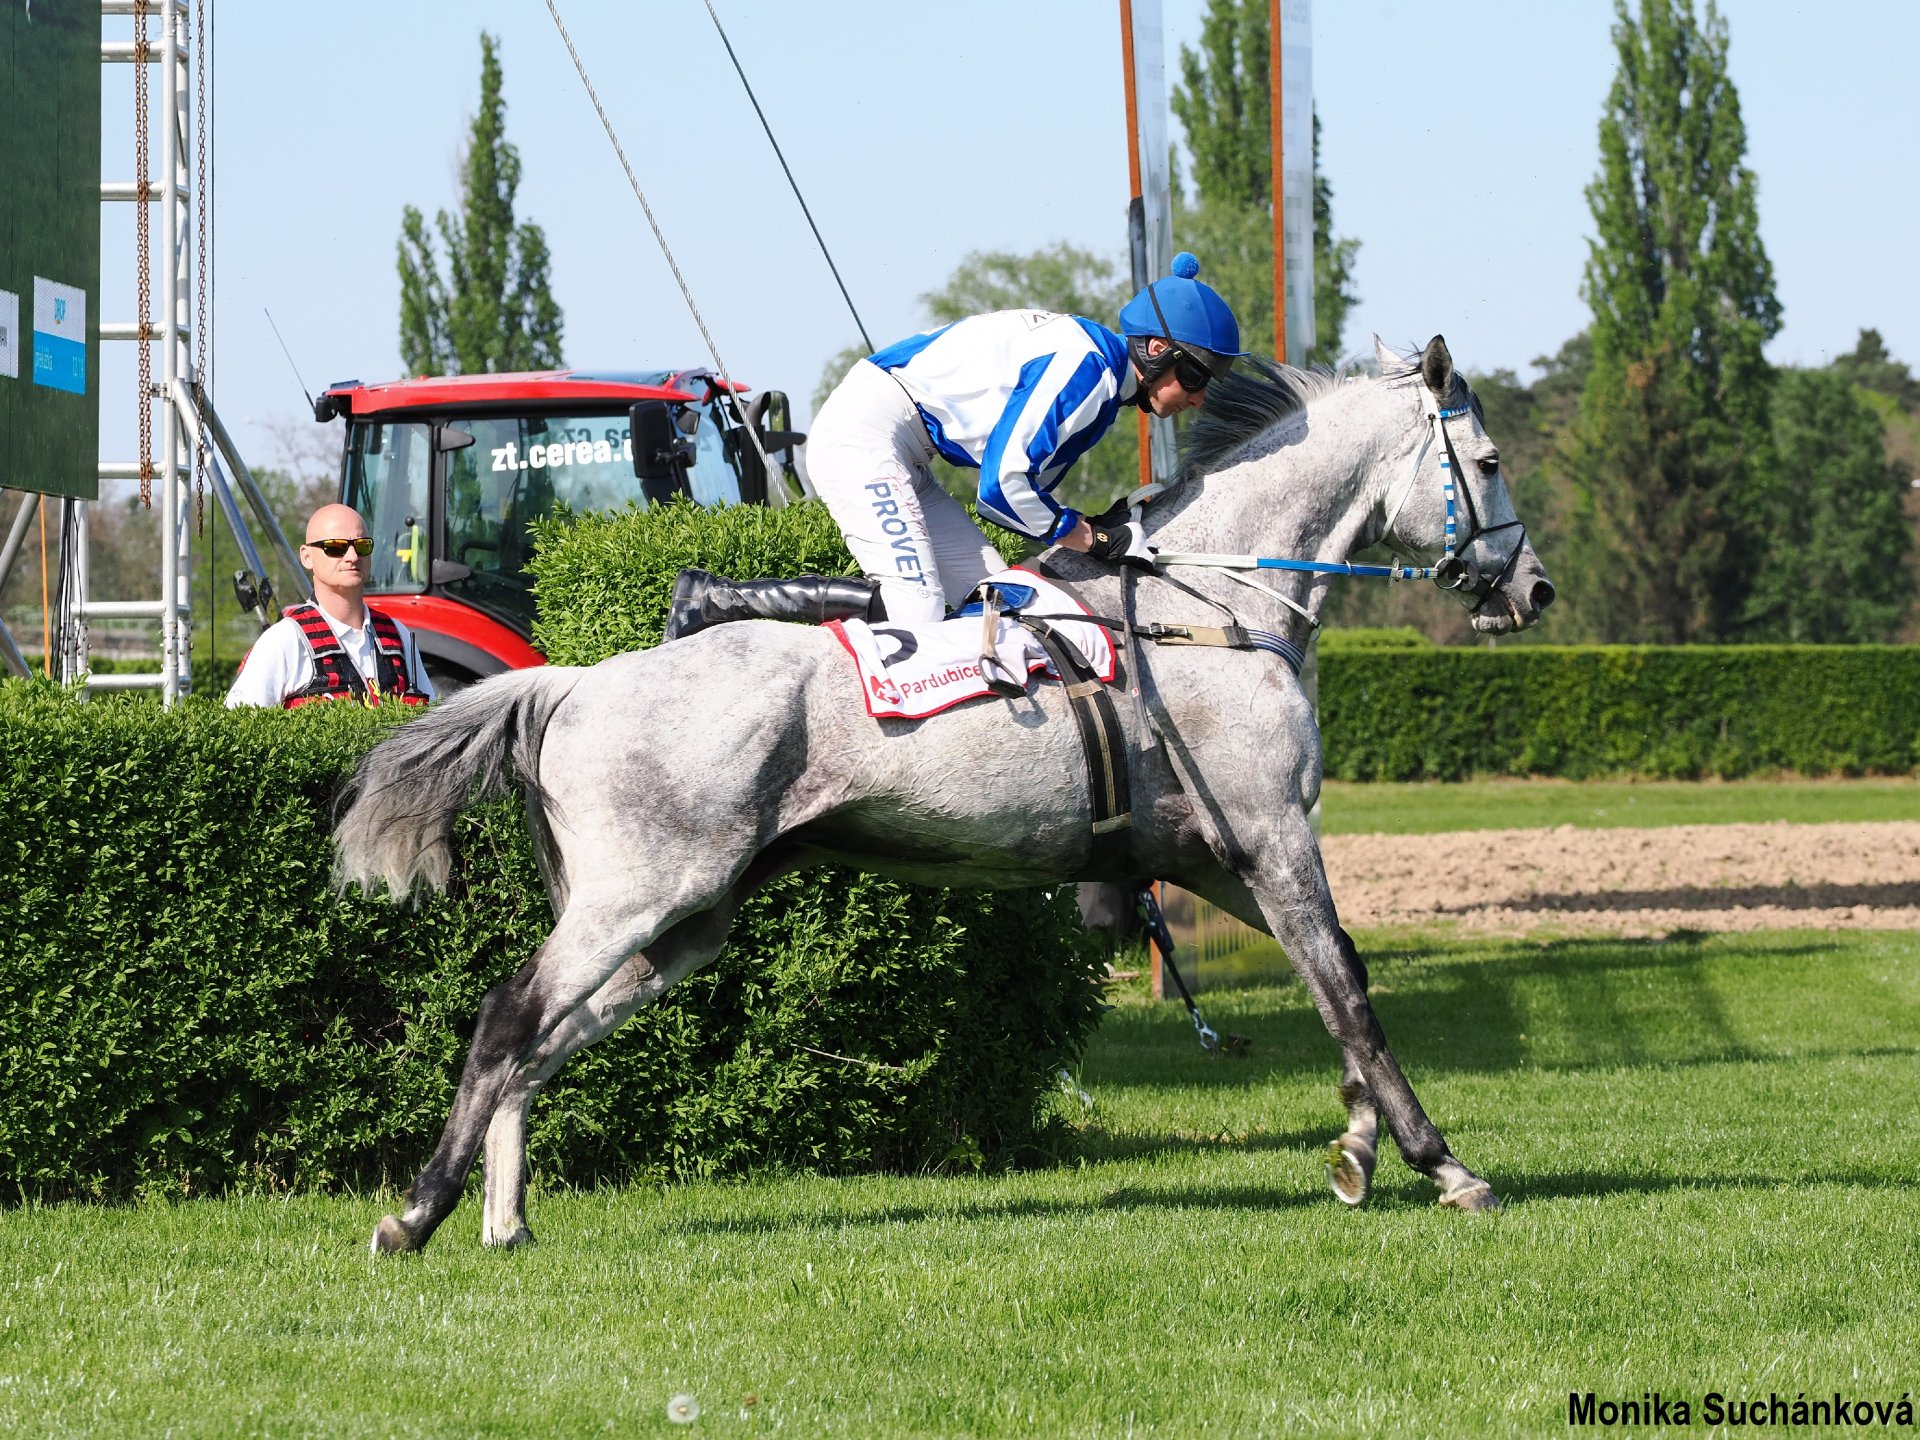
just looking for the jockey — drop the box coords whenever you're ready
[226,503,436,709]
[664,251,1243,639]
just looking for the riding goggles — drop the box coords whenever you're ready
[1168,352,1217,393]
[307,537,374,557]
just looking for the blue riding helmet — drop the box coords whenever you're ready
[1118,251,1246,380]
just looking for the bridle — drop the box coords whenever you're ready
[1149,381,1532,622]
[1378,390,1528,606]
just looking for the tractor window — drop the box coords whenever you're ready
[342,420,431,594]
[687,403,747,507]
[441,412,655,630]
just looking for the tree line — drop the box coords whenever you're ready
[842,0,1917,645]
[27,10,1912,660]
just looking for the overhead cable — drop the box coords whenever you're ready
[541,0,776,484]
[701,0,873,352]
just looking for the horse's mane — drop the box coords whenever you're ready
[1177,347,1479,480]
[1177,355,1347,478]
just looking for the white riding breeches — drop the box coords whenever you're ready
[807,361,1004,625]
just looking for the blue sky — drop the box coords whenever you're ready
[95,0,1920,478]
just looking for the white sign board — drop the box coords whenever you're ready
[0,289,17,380]
[1280,0,1315,362]
[1131,0,1178,483]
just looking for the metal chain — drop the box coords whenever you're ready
[193,0,209,532]
[134,0,154,509]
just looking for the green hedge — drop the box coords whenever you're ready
[0,500,1107,1201]
[1316,626,1432,653]
[527,496,1025,659]
[1320,644,1920,780]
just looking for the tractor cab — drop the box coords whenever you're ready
[314,368,802,690]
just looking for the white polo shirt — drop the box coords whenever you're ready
[225,605,436,708]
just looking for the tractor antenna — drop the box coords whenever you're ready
[263,308,315,412]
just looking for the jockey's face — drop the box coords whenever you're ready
[1138,337,1207,418]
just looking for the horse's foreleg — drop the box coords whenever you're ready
[1326,927,1381,1205]
[1242,825,1496,1211]
[1177,867,1385,1205]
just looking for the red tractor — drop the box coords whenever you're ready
[312,368,802,694]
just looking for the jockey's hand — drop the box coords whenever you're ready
[1057,519,1096,552]
[1086,520,1158,570]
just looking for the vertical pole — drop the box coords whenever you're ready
[73,500,91,690]
[1271,0,1318,838]
[173,3,194,697]
[159,0,181,704]
[1268,0,1286,365]
[1118,0,1153,494]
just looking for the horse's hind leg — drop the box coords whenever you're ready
[478,865,790,1247]
[372,895,687,1255]
[477,959,689,1245]
[479,959,676,1247]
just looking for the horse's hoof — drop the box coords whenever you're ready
[486,1226,536,1250]
[370,1214,419,1255]
[1438,1179,1501,1212]
[1324,1137,1376,1206]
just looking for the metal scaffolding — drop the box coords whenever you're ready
[84,0,304,704]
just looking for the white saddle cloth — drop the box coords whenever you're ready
[825,568,1116,720]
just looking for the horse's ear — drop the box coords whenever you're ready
[1371,334,1400,371]
[1420,335,1453,397]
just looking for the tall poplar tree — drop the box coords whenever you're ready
[397,33,564,377]
[1561,0,1778,642]
[1745,367,1912,641]
[1170,0,1357,363]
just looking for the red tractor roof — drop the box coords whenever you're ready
[318,368,740,419]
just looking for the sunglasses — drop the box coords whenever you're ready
[306,537,374,557]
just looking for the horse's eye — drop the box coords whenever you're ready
[1477,455,1500,476]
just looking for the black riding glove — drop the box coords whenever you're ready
[1086,520,1158,570]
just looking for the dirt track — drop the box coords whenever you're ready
[1322,821,1920,937]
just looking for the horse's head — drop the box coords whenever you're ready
[1373,335,1556,634]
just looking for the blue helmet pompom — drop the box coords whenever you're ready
[1116,250,1244,362]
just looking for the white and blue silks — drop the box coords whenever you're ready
[807,310,1135,625]
[868,310,1134,543]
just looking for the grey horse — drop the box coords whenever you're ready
[336,336,1554,1254]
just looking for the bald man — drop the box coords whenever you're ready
[226,503,436,709]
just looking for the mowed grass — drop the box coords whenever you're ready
[1320,775,1920,834]
[4,928,1917,1437]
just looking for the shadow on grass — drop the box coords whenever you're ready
[1500,1166,1915,1204]
[1499,881,1920,913]
[1077,1125,1332,1162]
[666,1180,1339,1238]
[1090,933,1875,1085]
[663,1162,1916,1241]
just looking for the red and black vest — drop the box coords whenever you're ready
[282,603,431,709]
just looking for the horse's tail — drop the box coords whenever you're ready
[333,666,584,899]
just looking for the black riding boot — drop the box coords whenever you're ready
[663,568,883,642]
